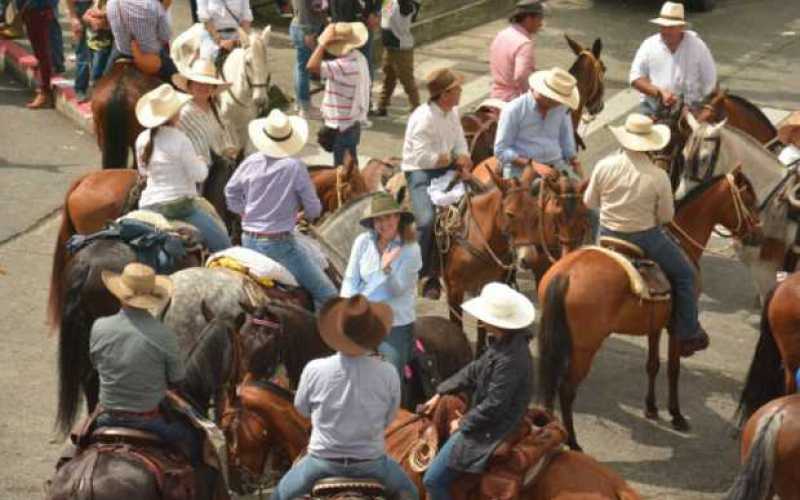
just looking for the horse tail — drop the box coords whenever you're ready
[538,274,572,406]
[101,73,131,168]
[56,262,93,436]
[724,409,784,500]
[47,175,84,330]
[737,288,784,426]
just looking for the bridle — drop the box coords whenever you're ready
[220,394,275,495]
[224,49,271,109]
[537,180,589,263]
[685,128,723,184]
[575,49,605,117]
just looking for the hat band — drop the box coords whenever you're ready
[545,79,572,99]
[660,14,685,21]
[265,128,293,143]
[627,127,654,136]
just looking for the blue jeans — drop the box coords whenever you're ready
[406,168,450,278]
[96,413,202,465]
[378,323,413,377]
[73,2,92,93]
[422,432,461,500]
[272,454,419,500]
[145,203,232,253]
[359,29,375,81]
[333,123,361,167]
[90,46,111,83]
[49,7,64,72]
[243,234,337,310]
[600,226,699,339]
[104,45,178,82]
[289,23,313,109]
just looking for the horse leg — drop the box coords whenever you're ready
[560,350,594,451]
[667,335,689,431]
[645,330,661,420]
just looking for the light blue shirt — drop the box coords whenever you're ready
[295,353,400,460]
[494,92,577,172]
[340,232,422,327]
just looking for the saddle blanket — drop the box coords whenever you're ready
[428,170,466,207]
[206,246,299,287]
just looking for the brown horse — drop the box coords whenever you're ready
[565,35,605,150]
[697,89,778,145]
[537,168,762,450]
[461,105,501,165]
[726,394,800,500]
[309,153,369,217]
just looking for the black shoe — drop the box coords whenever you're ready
[370,108,388,117]
[678,328,710,357]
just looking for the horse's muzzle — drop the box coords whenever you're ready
[516,245,538,269]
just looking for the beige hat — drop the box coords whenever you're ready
[248,109,309,158]
[528,67,580,110]
[318,295,393,356]
[326,22,369,57]
[778,111,800,146]
[101,263,174,317]
[172,58,232,95]
[135,84,193,128]
[650,2,688,27]
[461,282,536,330]
[609,113,671,152]
[426,68,464,100]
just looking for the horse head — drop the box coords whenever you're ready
[715,167,763,246]
[337,152,369,204]
[679,113,728,196]
[566,35,606,117]
[493,172,540,270]
[696,88,728,123]
[237,301,285,378]
[542,175,591,257]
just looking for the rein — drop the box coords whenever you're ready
[335,165,346,210]
[224,53,271,109]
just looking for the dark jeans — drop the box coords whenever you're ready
[405,168,450,279]
[104,44,178,82]
[600,225,700,340]
[188,0,198,22]
[423,431,461,500]
[48,6,64,72]
[73,1,92,93]
[22,7,54,92]
[378,323,414,377]
[333,122,361,167]
[96,412,202,466]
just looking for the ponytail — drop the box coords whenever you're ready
[141,126,161,168]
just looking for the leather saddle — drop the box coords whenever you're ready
[311,477,386,499]
[594,236,672,301]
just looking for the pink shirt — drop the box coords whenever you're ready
[489,24,535,102]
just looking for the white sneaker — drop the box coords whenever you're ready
[297,106,322,120]
[362,119,373,129]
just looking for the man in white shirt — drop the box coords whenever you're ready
[629,1,717,116]
[401,68,471,299]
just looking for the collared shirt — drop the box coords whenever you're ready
[90,308,185,412]
[494,92,576,167]
[197,0,253,31]
[340,232,422,327]
[107,0,171,55]
[136,126,208,208]
[224,153,322,233]
[629,31,717,108]
[779,145,800,167]
[321,51,370,130]
[177,101,226,167]
[489,23,535,102]
[583,149,674,233]
[295,353,400,460]
[401,102,469,172]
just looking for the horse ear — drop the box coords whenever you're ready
[686,111,700,132]
[564,34,584,56]
[201,300,214,323]
[395,185,407,206]
[261,25,272,46]
[592,38,603,58]
[711,118,728,135]
[543,174,560,192]
[341,150,356,173]
[578,179,590,194]
[486,163,505,192]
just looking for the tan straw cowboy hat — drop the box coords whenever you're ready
[609,113,671,152]
[318,295,393,356]
[426,68,464,100]
[650,2,688,27]
[172,58,232,95]
[359,192,414,229]
[778,111,800,146]
[101,263,174,317]
[135,83,193,128]
[326,22,369,57]
[528,67,580,110]
[461,282,536,330]
[248,109,309,158]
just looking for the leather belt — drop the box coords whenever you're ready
[322,456,377,466]
[244,230,292,240]
[102,406,161,419]
[217,28,237,33]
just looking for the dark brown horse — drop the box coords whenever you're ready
[565,35,605,150]
[309,155,400,217]
[726,395,800,500]
[697,89,778,145]
[461,104,502,165]
[538,168,762,450]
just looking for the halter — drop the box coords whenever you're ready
[537,181,589,263]
[221,397,274,495]
[224,53,272,109]
[685,131,722,183]
[576,49,605,116]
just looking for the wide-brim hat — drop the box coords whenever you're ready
[426,68,464,100]
[248,109,309,158]
[172,58,232,95]
[509,0,544,22]
[101,262,174,317]
[327,22,369,57]
[650,1,688,27]
[529,68,580,111]
[135,83,193,128]
[461,282,536,330]
[318,295,393,356]
[359,192,414,229]
[610,113,671,152]
[778,111,800,146]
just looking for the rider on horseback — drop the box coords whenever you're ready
[583,113,710,357]
[272,295,419,500]
[197,0,252,62]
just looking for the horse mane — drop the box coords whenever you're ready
[245,377,295,402]
[727,94,778,136]
[675,174,726,211]
[180,316,234,413]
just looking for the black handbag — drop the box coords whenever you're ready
[317,125,339,153]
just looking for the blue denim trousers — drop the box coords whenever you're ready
[333,123,361,167]
[90,46,111,83]
[378,323,414,377]
[243,234,337,310]
[422,432,461,500]
[104,45,178,81]
[272,454,419,500]
[96,412,202,465]
[405,168,450,278]
[289,23,313,108]
[600,226,699,339]
[144,203,232,253]
[72,2,92,93]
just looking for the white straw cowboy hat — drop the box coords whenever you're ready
[461,282,536,330]
[135,83,193,128]
[248,109,309,158]
[650,2,688,27]
[318,295,393,356]
[609,113,671,152]
[326,22,369,57]
[528,67,580,111]
[101,263,174,317]
[172,58,232,95]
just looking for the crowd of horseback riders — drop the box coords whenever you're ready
[40,0,800,498]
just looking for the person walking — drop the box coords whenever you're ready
[375,0,420,116]
[16,0,58,108]
[289,0,325,119]
[488,0,543,102]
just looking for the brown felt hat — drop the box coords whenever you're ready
[318,295,393,356]
[426,68,464,101]
[359,192,414,229]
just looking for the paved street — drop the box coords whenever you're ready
[0,0,798,498]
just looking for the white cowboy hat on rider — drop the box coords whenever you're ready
[325,22,369,57]
[528,67,580,111]
[650,2,688,27]
[609,113,671,152]
[248,109,309,158]
[171,58,232,95]
[101,263,175,317]
[135,83,193,128]
[461,282,536,330]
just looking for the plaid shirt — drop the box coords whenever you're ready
[107,0,171,55]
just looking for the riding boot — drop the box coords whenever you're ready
[677,325,710,357]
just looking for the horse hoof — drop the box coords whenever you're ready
[645,408,659,420]
[671,415,690,432]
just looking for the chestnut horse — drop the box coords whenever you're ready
[726,395,800,500]
[538,168,762,450]
[697,89,778,145]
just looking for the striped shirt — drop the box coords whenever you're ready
[177,101,226,166]
[107,0,171,55]
[321,52,363,131]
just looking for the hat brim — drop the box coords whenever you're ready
[429,72,465,100]
[135,92,193,128]
[609,123,671,152]
[461,290,536,330]
[172,73,232,95]
[529,71,580,111]
[649,17,688,27]
[318,297,392,356]
[101,270,174,317]
[248,115,309,158]
[359,210,414,229]
[327,22,369,57]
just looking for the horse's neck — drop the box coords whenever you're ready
[671,186,725,263]
[468,191,507,249]
[724,98,776,143]
[720,127,784,199]
[223,50,251,102]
